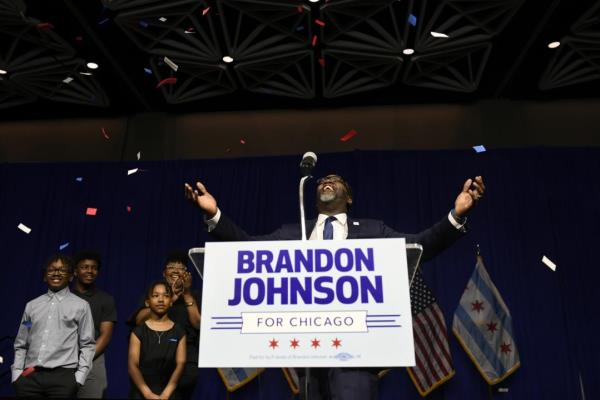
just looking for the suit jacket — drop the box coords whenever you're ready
[211,213,464,262]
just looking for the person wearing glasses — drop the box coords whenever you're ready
[184,174,485,400]
[11,254,95,398]
[71,251,117,399]
[129,252,201,400]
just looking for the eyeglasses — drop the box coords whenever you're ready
[46,268,70,276]
[165,265,187,272]
[316,175,345,185]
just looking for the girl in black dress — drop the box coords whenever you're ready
[128,281,187,399]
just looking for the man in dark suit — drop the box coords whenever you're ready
[184,173,485,400]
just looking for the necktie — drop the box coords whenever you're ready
[323,216,336,240]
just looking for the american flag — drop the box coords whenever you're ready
[407,272,455,396]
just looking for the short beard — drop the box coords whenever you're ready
[319,192,336,202]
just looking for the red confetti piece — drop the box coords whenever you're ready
[340,129,358,142]
[297,6,304,13]
[311,35,318,47]
[126,206,132,213]
[318,57,325,68]
[240,139,246,145]
[86,207,98,216]
[101,127,110,140]
[156,77,177,88]
[36,22,54,29]
[315,19,325,27]
[202,7,210,16]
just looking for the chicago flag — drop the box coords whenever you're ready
[452,256,520,385]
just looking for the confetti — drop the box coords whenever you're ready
[126,205,132,213]
[240,138,246,145]
[408,14,417,26]
[473,145,486,153]
[98,18,110,25]
[144,67,152,75]
[164,56,178,72]
[431,31,449,38]
[202,7,211,16]
[22,320,32,328]
[86,207,97,216]
[59,242,70,250]
[159,17,167,22]
[311,35,318,46]
[127,168,139,175]
[296,25,305,32]
[297,6,304,13]
[36,22,55,29]
[75,177,83,182]
[315,19,325,27]
[101,127,110,140]
[139,20,149,28]
[62,77,73,84]
[318,57,325,67]
[156,77,177,88]
[18,223,32,234]
[184,27,195,34]
[137,151,141,160]
[541,255,557,271]
[340,128,358,142]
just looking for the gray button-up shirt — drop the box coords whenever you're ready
[12,286,96,385]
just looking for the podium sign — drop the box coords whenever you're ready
[198,238,415,367]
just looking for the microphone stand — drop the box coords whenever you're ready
[299,175,311,241]
[298,174,311,399]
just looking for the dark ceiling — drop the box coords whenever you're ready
[1,0,600,121]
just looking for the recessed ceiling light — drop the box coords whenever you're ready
[309,0,320,2]
[222,56,234,63]
[547,41,560,49]
[0,69,7,75]
[402,48,415,55]
[79,72,93,76]
[86,62,99,69]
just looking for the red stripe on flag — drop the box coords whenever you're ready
[413,318,440,386]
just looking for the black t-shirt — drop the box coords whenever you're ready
[131,322,186,395]
[72,286,118,338]
[128,289,201,364]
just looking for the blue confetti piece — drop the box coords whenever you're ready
[408,14,417,26]
[473,145,487,153]
[168,338,178,342]
[75,177,83,182]
[98,18,110,25]
[23,320,32,328]
[139,20,149,28]
[296,25,304,31]
[144,67,152,75]
[59,242,70,250]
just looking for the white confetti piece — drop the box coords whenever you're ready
[542,255,557,271]
[18,223,31,234]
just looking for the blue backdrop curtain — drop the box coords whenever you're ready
[0,148,598,399]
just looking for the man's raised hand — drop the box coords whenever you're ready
[184,181,218,218]
[454,176,485,218]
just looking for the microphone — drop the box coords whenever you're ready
[299,151,317,177]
